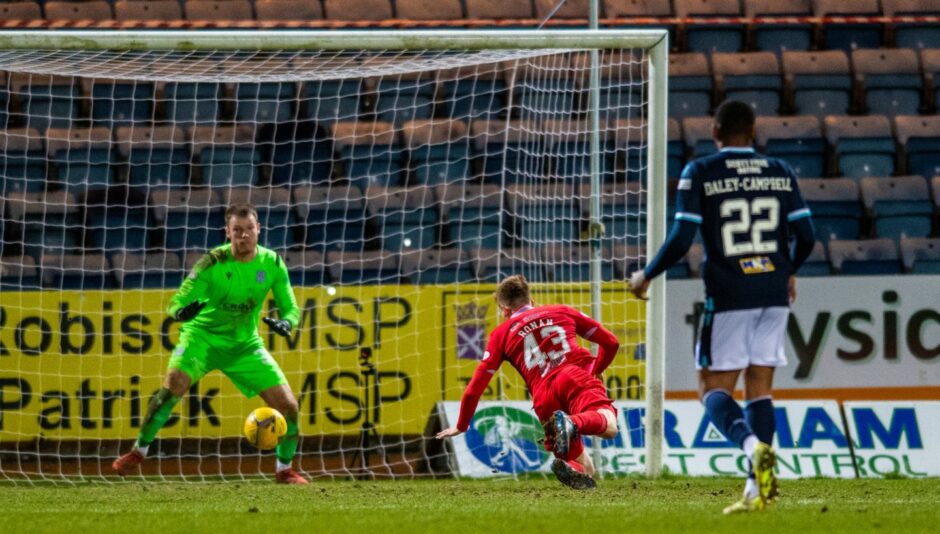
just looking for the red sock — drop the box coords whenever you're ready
[571,411,608,436]
[567,460,585,473]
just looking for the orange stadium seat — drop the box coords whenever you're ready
[44,1,113,21]
[465,0,534,20]
[114,1,184,21]
[323,0,393,22]
[255,0,323,21]
[395,0,463,22]
[0,2,41,21]
[184,0,254,21]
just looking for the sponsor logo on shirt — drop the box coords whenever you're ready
[739,256,776,274]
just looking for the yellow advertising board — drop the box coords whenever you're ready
[0,284,644,439]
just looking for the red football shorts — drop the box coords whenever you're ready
[533,365,615,462]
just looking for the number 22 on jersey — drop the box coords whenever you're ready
[523,326,572,376]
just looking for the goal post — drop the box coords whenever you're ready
[0,29,668,482]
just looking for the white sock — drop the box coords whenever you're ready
[134,443,149,457]
[743,477,759,500]
[743,435,759,460]
[276,460,292,473]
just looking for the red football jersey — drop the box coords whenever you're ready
[455,304,620,431]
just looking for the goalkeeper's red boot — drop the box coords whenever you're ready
[275,468,309,485]
[112,449,144,476]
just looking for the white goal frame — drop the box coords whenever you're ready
[0,28,668,478]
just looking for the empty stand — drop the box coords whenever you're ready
[860,175,933,239]
[712,52,782,116]
[674,0,744,53]
[667,52,712,118]
[438,184,503,249]
[465,0,533,19]
[0,2,41,21]
[883,0,940,49]
[323,0,393,21]
[0,255,39,290]
[402,119,471,185]
[330,121,403,189]
[782,51,852,118]
[85,77,155,127]
[44,1,113,21]
[114,1,183,21]
[116,125,189,187]
[0,128,45,194]
[829,238,901,274]
[46,127,114,193]
[756,116,825,177]
[799,241,831,276]
[438,63,508,120]
[190,125,259,187]
[41,253,110,289]
[283,249,327,286]
[825,115,896,179]
[255,0,323,21]
[744,0,813,54]
[326,250,399,284]
[799,178,863,242]
[10,74,80,131]
[292,185,368,251]
[814,0,883,53]
[112,251,184,289]
[149,188,223,251]
[185,1,254,21]
[895,115,940,178]
[852,49,923,116]
[5,191,80,259]
[475,247,545,282]
[900,237,940,273]
[396,0,463,21]
[400,247,473,284]
[507,184,580,246]
[681,116,716,158]
[162,81,223,125]
[365,186,438,251]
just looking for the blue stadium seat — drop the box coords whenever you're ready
[47,127,114,194]
[508,185,580,246]
[783,51,852,118]
[900,237,940,274]
[41,254,112,290]
[438,184,503,250]
[163,82,222,125]
[402,119,471,185]
[117,125,189,187]
[544,245,605,282]
[0,128,46,194]
[7,192,82,259]
[745,0,814,54]
[473,120,539,184]
[799,242,831,276]
[713,52,782,116]
[284,249,328,287]
[668,53,712,119]
[327,250,400,284]
[675,0,744,53]
[921,50,940,115]
[234,81,297,124]
[603,0,677,48]
[861,175,933,239]
[572,52,650,122]
[293,185,368,251]
[331,121,403,190]
[440,66,507,120]
[14,74,80,131]
[610,118,668,182]
[190,125,260,187]
[883,0,940,49]
[0,255,40,291]
[400,247,474,284]
[366,186,439,251]
[896,115,940,178]
[301,79,363,124]
[853,49,923,117]
[224,186,295,250]
[815,0,883,53]
[369,73,436,125]
[550,120,615,181]
[88,79,154,126]
[512,60,578,120]
[829,238,901,275]
[825,115,896,180]
[798,178,862,242]
[264,120,333,185]
[151,188,224,252]
[83,186,150,254]
[113,252,184,289]
[0,71,8,129]
[682,117,717,158]
[593,182,645,250]
[475,247,546,283]
[756,116,825,177]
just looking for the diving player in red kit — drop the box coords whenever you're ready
[436,275,621,489]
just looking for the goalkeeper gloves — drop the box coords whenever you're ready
[263,317,292,338]
[175,300,207,322]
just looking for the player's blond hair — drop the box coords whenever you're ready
[496,275,530,310]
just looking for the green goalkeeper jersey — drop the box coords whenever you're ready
[167,243,300,341]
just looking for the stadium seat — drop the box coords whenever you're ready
[681,116,717,158]
[895,115,940,178]
[546,119,614,181]
[222,186,294,250]
[585,182,645,250]
[861,175,933,239]
[900,237,940,273]
[882,0,940,50]
[331,121,403,190]
[799,242,831,276]
[756,116,825,177]
[323,0,392,21]
[439,63,508,120]
[82,185,150,254]
[0,128,45,194]
[603,0,676,46]
[610,118,673,182]
[163,82,223,125]
[674,0,744,53]
[667,52,712,118]
[920,49,940,113]
[301,77,363,125]
[114,1,183,21]
[852,49,923,117]
[798,178,862,242]
[533,0,589,19]
[571,51,647,122]
[828,238,901,275]
[466,0,533,19]
[365,186,439,251]
[396,0,463,22]
[10,73,80,131]
[85,78,155,127]
[44,1,113,21]
[609,243,645,280]
[437,183,503,250]
[402,119,471,185]
[116,125,189,187]
[112,251,184,289]
[782,50,852,118]
[0,2,40,22]
[150,188,224,252]
[255,0,323,21]
[475,247,546,283]
[0,256,40,290]
[400,247,474,284]
[366,68,436,125]
[46,127,114,193]
[326,250,400,285]
[190,125,260,187]
[41,254,111,289]
[712,52,782,116]
[264,119,333,185]
[472,119,538,184]
[232,78,297,124]
[283,249,327,286]
[511,58,578,120]
[744,0,813,54]
[814,0,883,53]
[544,245,605,282]
[507,184,580,246]
[5,191,81,259]
[184,1,253,21]
[825,115,896,179]
[292,185,368,251]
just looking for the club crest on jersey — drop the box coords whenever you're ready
[739,256,775,274]
[256,271,266,283]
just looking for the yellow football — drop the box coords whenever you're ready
[243,407,287,450]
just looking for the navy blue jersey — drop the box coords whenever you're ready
[676,147,811,312]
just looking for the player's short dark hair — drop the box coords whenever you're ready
[224,204,258,224]
[496,275,530,309]
[713,100,756,142]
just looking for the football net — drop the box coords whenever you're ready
[0,30,667,483]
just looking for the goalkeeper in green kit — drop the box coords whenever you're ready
[112,204,308,484]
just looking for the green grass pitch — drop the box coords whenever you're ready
[4,477,939,533]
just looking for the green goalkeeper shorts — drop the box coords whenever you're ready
[168,327,288,398]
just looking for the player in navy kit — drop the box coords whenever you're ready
[629,101,816,513]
